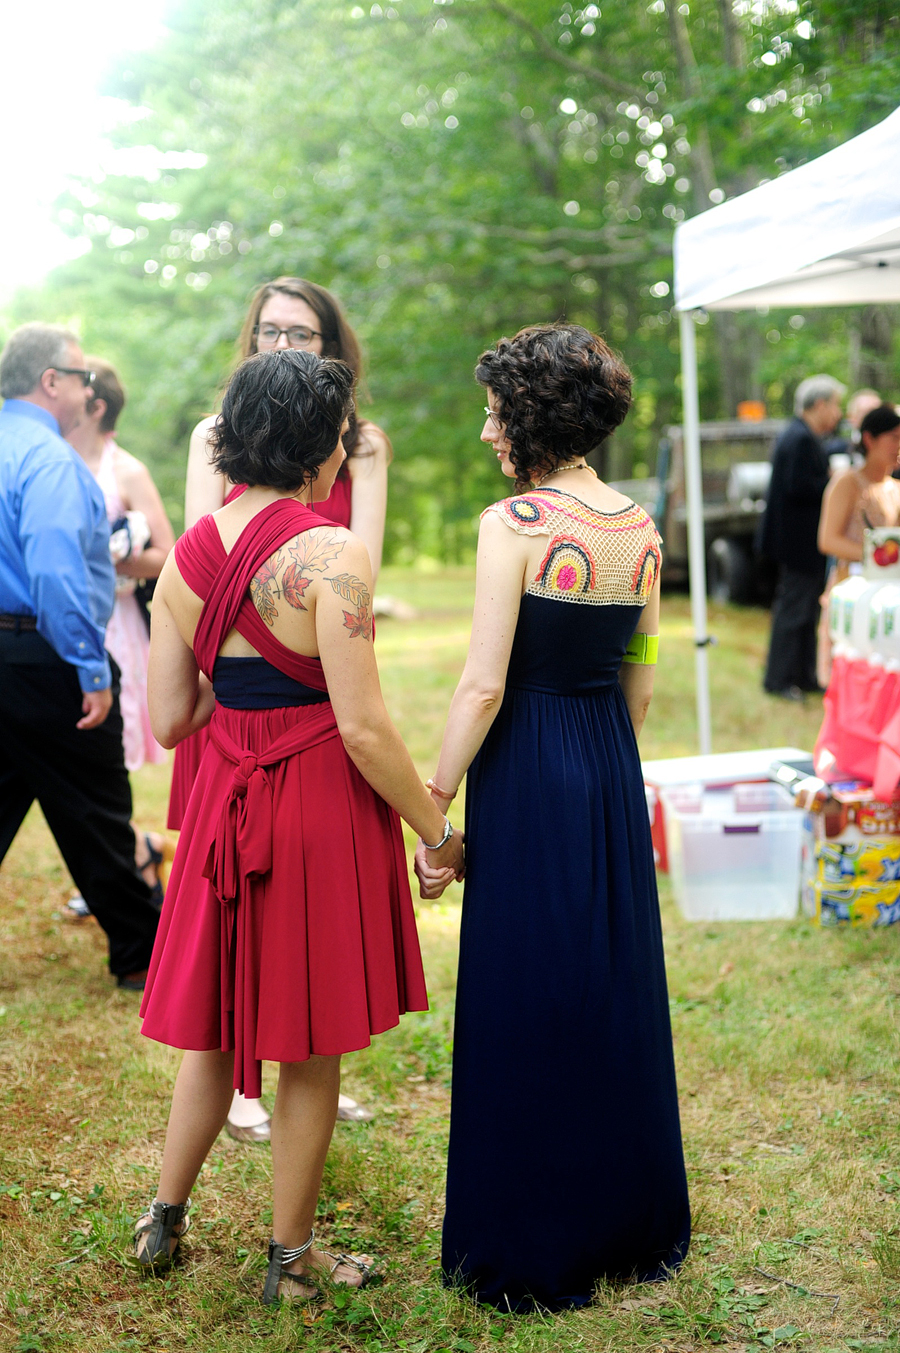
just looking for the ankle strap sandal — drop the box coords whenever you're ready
[262,1228,318,1305]
[133,1197,192,1268]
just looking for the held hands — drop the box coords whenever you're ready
[414,828,465,901]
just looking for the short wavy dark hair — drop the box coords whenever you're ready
[475,323,633,489]
[209,349,354,491]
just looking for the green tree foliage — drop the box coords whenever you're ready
[6,0,899,557]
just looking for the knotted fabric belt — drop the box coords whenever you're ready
[202,702,341,1096]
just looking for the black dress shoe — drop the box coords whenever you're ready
[116,969,148,992]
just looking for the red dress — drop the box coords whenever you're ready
[141,498,426,1096]
[167,470,353,828]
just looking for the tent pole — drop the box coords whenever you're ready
[678,308,713,754]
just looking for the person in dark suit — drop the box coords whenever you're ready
[760,374,845,698]
[0,323,159,989]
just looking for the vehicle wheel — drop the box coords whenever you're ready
[707,537,755,605]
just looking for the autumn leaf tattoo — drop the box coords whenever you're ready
[250,530,346,626]
[329,573,373,641]
[289,531,345,575]
[250,550,284,627]
[282,563,310,610]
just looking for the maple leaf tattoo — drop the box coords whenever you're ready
[282,562,311,611]
[342,606,374,641]
[289,530,345,575]
[250,549,285,627]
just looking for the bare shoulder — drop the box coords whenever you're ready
[593,482,639,513]
[191,413,217,442]
[113,444,152,488]
[251,524,373,637]
[349,420,392,476]
[826,468,861,501]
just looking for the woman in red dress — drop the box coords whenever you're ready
[135,349,463,1301]
[170,277,390,1135]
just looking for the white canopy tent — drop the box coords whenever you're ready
[672,105,900,752]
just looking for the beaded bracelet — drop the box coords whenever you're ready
[426,776,458,801]
[422,816,454,851]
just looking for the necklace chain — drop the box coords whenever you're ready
[534,462,597,487]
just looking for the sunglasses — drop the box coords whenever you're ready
[47,367,96,387]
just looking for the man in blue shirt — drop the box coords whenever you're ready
[0,323,159,988]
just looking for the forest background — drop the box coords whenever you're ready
[2,0,899,561]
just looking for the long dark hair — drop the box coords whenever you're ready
[237,277,366,455]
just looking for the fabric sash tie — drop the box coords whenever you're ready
[202,703,341,1096]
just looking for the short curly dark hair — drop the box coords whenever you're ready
[475,323,633,489]
[209,349,355,491]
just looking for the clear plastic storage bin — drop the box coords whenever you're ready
[661,782,802,921]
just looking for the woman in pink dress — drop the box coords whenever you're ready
[135,349,463,1301]
[172,278,389,1136]
[67,359,175,901]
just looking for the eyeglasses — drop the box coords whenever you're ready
[483,406,505,429]
[46,367,95,387]
[254,324,323,349]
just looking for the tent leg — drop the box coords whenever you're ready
[678,309,713,754]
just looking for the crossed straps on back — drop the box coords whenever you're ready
[175,496,331,689]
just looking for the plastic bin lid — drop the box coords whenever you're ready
[642,747,811,788]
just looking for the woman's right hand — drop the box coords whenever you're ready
[414,830,465,899]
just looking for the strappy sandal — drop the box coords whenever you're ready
[136,832,167,910]
[319,1248,381,1288]
[262,1228,320,1305]
[132,1197,191,1269]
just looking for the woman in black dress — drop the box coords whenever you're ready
[417,324,690,1311]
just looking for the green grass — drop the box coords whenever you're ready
[1,579,899,1352]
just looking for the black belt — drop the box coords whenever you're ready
[0,614,38,632]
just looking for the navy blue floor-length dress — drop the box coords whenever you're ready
[442,488,690,1312]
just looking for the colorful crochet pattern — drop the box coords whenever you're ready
[484,487,662,606]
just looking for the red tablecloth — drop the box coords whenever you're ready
[815,654,900,798]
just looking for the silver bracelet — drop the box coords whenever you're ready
[422,816,453,851]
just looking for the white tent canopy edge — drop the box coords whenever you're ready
[671,105,900,752]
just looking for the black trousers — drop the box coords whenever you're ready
[763,563,826,693]
[0,629,159,976]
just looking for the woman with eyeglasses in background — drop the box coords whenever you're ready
[170,278,390,1140]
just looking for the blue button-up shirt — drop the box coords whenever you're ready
[0,399,114,691]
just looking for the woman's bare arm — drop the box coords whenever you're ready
[617,576,661,739]
[147,555,216,747]
[114,452,176,579]
[818,471,863,562]
[414,512,525,898]
[309,530,462,873]
[185,417,227,529]
[428,512,526,802]
[347,424,390,581]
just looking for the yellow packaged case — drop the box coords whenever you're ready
[813,880,900,927]
[815,837,900,887]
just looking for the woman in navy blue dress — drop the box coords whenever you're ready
[416,324,690,1312]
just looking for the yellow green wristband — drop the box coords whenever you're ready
[623,633,659,665]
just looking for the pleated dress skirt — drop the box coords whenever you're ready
[142,701,428,1095]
